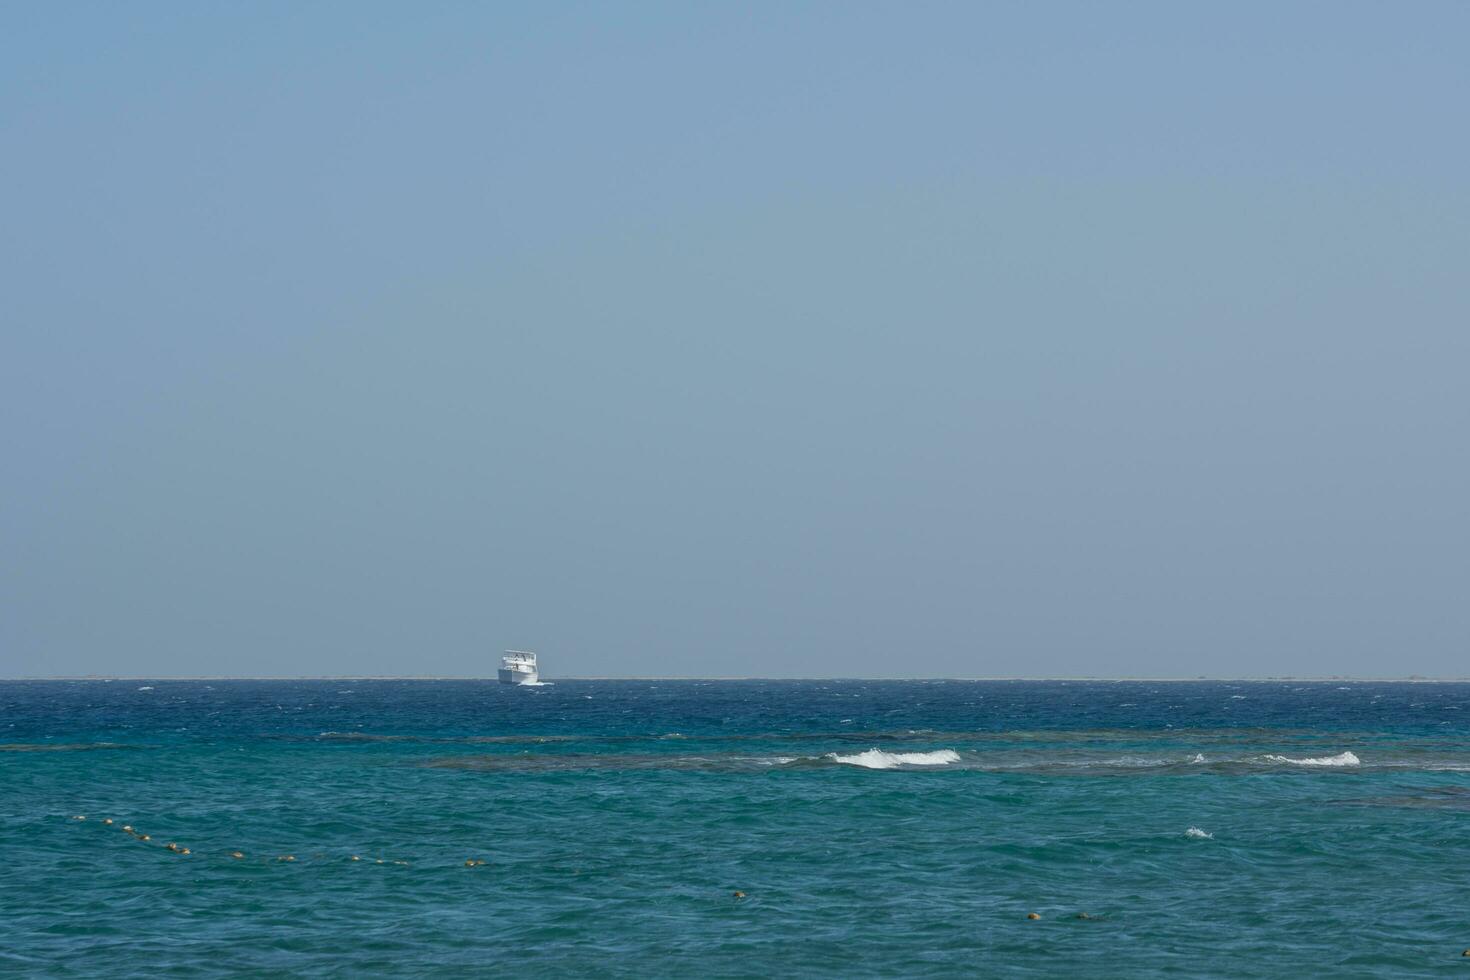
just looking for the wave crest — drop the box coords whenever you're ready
[823,749,961,769]
[1262,750,1360,767]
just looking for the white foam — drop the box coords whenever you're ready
[825,748,961,769]
[1263,750,1360,767]
[1189,753,1206,764]
[1185,827,1213,839]
[137,686,154,691]
[1099,755,1170,768]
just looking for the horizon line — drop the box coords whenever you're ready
[5,675,1470,683]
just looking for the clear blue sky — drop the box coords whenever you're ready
[3,2,1467,677]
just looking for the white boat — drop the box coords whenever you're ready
[498,650,538,685]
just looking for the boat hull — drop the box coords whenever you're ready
[498,668,538,685]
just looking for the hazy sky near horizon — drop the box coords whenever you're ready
[3,2,1468,678]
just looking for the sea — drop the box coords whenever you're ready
[5,679,1470,977]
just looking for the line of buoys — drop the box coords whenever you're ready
[69,819,770,903]
[1028,912,1098,921]
[72,817,460,868]
[116,822,152,841]
[72,809,1470,953]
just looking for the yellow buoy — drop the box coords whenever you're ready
[350,855,361,862]
[278,855,295,862]
[140,835,150,841]
[1027,912,1041,920]
[103,818,114,825]
[732,891,746,899]
[122,825,133,832]
[180,848,191,855]
[230,852,244,859]
[74,815,86,821]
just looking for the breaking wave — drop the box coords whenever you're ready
[1262,751,1360,767]
[823,749,961,769]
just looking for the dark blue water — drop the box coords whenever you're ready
[6,680,1470,976]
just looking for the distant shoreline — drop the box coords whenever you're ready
[6,675,1470,683]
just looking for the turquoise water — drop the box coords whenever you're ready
[6,679,1470,976]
